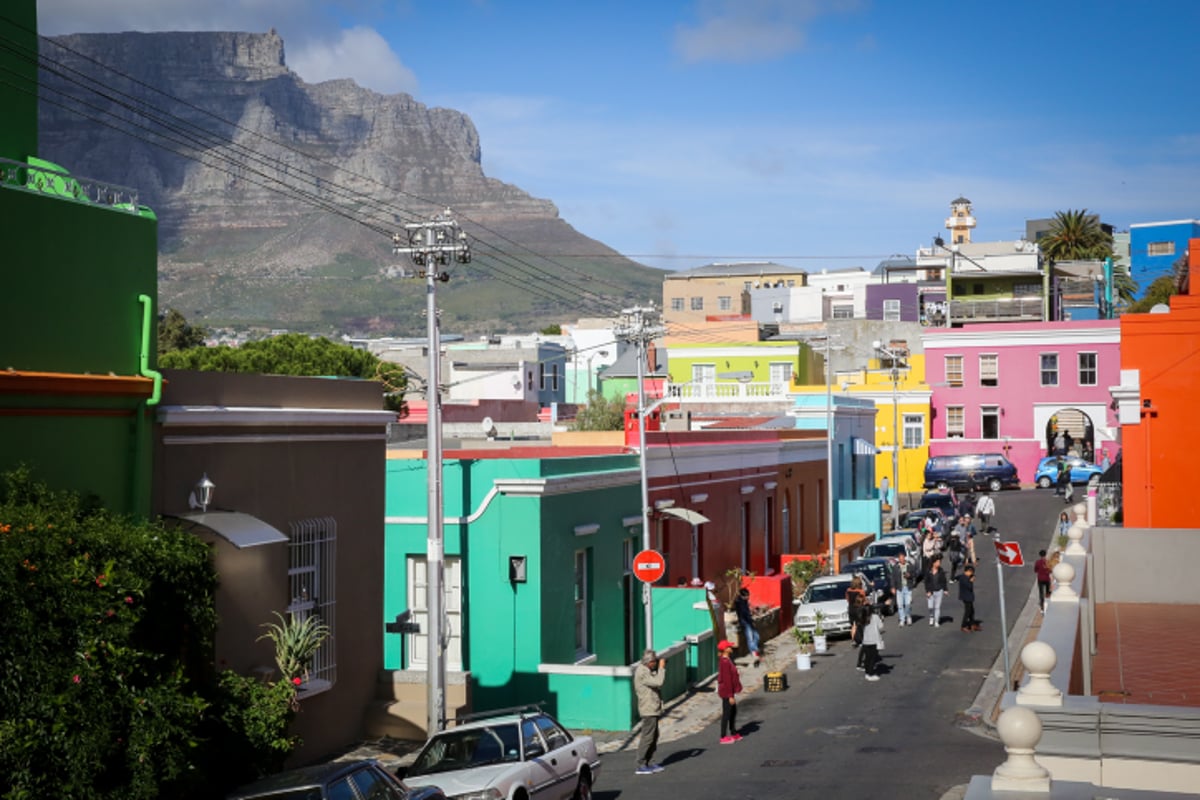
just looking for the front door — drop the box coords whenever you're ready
[406,556,463,671]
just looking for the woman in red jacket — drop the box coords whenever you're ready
[717,640,743,744]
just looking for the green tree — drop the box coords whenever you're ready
[1040,209,1138,308]
[157,308,208,355]
[1126,254,1190,314]
[572,390,625,431]
[539,324,562,335]
[160,333,406,413]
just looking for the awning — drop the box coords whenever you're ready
[659,506,711,526]
[852,437,879,456]
[178,511,289,549]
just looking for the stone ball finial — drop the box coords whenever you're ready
[1050,561,1077,601]
[1071,502,1090,526]
[1017,641,1063,706]
[992,706,1050,791]
[1065,523,1086,555]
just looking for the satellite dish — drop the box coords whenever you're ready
[1150,304,1170,314]
[481,416,497,439]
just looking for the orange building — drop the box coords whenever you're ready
[1116,239,1200,527]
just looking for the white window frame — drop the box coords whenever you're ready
[946,406,964,438]
[945,355,964,387]
[1078,352,1097,386]
[903,413,924,448]
[980,405,1000,440]
[832,305,853,319]
[718,296,732,311]
[288,517,337,697]
[979,354,998,387]
[1040,353,1059,386]
[670,297,684,312]
[882,299,901,321]
[1148,241,1175,257]
[690,296,704,311]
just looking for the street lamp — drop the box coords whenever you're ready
[872,340,903,530]
[794,333,844,575]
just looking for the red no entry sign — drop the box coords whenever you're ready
[994,540,1025,567]
[632,549,666,584]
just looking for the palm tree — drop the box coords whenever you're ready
[1040,209,1112,261]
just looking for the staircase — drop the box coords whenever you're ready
[363,669,473,741]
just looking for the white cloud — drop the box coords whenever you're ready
[289,27,417,95]
[673,0,862,64]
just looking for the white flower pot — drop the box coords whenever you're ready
[796,651,812,671]
[813,634,828,653]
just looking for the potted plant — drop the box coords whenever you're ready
[783,558,820,598]
[812,610,828,653]
[793,627,813,671]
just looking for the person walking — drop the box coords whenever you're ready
[633,649,666,775]
[1056,459,1072,502]
[975,491,995,529]
[895,551,917,626]
[860,603,885,681]
[956,565,979,632]
[716,640,743,744]
[945,522,965,580]
[850,593,870,670]
[925,556,947,627]
[1056,511,1070,538]
[734,587,760,666]
[1034,550,1053,614]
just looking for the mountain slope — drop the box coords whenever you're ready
[38,30,664,336]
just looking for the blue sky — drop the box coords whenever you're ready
[37,0,1200,272]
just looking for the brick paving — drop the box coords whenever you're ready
[1091,602,1200,707]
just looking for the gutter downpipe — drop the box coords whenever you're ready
[135,294,163,517]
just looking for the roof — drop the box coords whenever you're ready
[665,261,807,279]
[601,345,667,377]
[951,196,972,206]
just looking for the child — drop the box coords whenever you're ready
[717,640,743,743]
[1056,511,1070,537]
[860,605,884,681]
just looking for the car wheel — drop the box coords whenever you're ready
[1037,476,1051,489]
[988,478,1003,493]
[573,771,592,800]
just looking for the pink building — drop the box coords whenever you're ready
[922,321,1121,485]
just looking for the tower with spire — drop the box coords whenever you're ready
[945,196,976,245]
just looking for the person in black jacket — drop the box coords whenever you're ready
[956,565,979,632]
[924,557,948,627]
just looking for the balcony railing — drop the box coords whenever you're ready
[0,157,140,211]
[665,381,791,402]
[949,296,1043,321]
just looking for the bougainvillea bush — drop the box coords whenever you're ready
[0,468,297,799]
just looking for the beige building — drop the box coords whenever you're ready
[663,262,808,342]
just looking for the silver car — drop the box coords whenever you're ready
[400,708,600,800]
[793,574,857,636]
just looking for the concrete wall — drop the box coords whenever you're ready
[1091,527,1200,604]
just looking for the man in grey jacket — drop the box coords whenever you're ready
[633,648,666,775]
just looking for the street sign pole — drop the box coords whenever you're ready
[996,554,1010,691]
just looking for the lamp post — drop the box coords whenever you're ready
[872,340,903,530]
[795,333,843,575]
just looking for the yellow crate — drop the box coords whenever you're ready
[764,671,787,692]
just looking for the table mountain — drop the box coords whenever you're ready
[38,30,664,336]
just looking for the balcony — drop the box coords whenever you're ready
[666,380,791,402]
[949,296,1044,322]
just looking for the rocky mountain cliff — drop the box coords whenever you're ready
[38,31,663,336]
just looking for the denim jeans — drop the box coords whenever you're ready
[741,621,760,654]
[898,586,912,623]
[928,589,944,623]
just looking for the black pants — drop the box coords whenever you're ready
[862,644,880,675]
[720,697,738,737]
[1037,580,1051,609]
[637,715,659,766]
[961,600,976,629]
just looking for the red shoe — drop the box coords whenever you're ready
[732,734,743,741]
[720,736,736,744]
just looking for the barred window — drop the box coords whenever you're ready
[288,517,337,696]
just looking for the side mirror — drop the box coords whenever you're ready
[524,742,545,759]
[394,766,409,779]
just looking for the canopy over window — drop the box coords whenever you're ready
[658,506,711,526]
[177,511,288,549]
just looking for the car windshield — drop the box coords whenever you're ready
[852,563,888,584]
[408,723,522,776]
[804,583,849,603]
[867,542,905,557]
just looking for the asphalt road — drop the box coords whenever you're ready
[596,488,1069,800]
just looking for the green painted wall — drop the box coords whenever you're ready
[0,3,37,162]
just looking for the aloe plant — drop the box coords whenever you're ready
[257,611,331,682]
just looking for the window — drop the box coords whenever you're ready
[945,355,964,387]
[288,517,337,693]
[903,414,924,448]
[1148,241,1175,257]
[981,406,999,439]
[550,362,560,392]
[979,354,998,387]
[539,361,546,390]
[832,305,853,319]
[772,301,783,314]
[574,550,590,658]
[718,295,732,311]
[787,280,795,287]
[946,406,964,438]
[670,297,683,312]
[690,296,704,311]
[743,281,752,292]
[1040,353,1059,386]
[883,299,901,321]
[1078,352,1097,386]
[1013,282,1041,296]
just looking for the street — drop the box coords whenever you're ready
[597,488,1068,799]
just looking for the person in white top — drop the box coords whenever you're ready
[975,491,996,529]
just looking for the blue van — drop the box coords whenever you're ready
[923,453,1019,492]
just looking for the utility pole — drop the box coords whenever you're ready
[615,304,664,652]
[392,209,470,736]
[873,340,904,531]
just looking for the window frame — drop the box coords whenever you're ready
[832,305,853,319]
[902,413,924,448]
[945,355,964,387]
[1040,353,1059,387]
[288,517,337,697]
[946,406,964,438]
[980,405,1000,440]
[1078,351,1097,386]
[670,297,684,312]
[979,353,998,387]
[1148,241,1175,257]
[882,299,901,322]
[718,295,732,311]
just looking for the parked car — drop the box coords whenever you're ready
[840,557,898,614]
[399,707,600,800]
[792,574,857,636]
[923,453,1020,492]
[900,507,946,533]
[1034,455,1104,488]
[227,759,445,800]
[918,489,959,521]
[865,533,922,574]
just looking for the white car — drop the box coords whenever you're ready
[793,574,856,636]
[400,708,600,800]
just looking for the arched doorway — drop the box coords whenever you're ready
[1046,408,1096,461]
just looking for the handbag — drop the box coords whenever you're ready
[877,636,885,652]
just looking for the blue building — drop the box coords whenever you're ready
[1129,220,1199,296]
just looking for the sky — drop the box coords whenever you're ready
[34,0,1200,273]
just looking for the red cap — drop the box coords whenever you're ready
[718,640,734,652]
